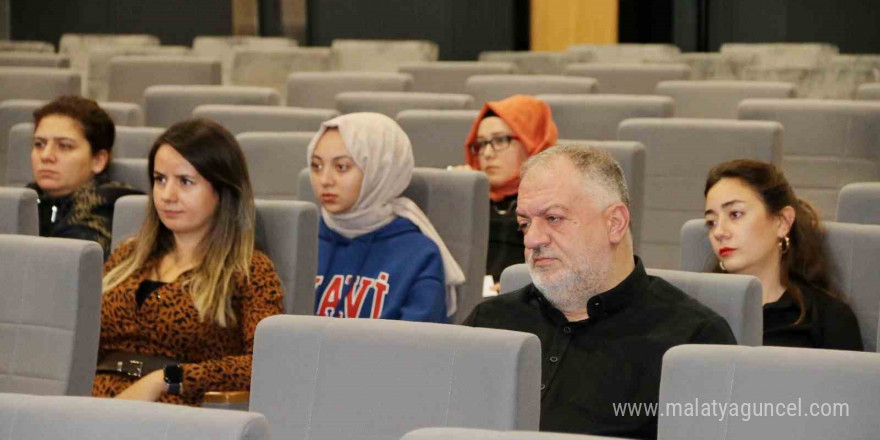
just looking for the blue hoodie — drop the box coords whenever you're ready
[315,216,447,322]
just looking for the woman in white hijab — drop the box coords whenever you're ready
[308,112,465,322]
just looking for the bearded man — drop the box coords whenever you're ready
[463,145,736,440]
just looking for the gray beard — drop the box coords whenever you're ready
[529,250,610,315]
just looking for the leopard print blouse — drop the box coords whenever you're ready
[91,241,284,405]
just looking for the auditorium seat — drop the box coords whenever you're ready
[465,75,597,108]
[298,167,489,323]
[0,187,38,235]
[499,264,763,346]
[0,53,69,68]
[856,83,880,100]
[249,315,540,439]
[656,80,796,118]
[618,118,783,269]
[144,85,280,127]
[336,91,473,117]
[395,109,479,168]
[112,195,319,315]
[556,140,646,251]
[0,67,80,102]
[399,61,515,94]
[107,158,150,193]
[565,63,691,95]
[836,182,880,224]
[680,219,880,352]
[658,344,880,439]
[537,94,673,140]
[237,131,315,199]
[331,39,439,72]
[113,126,165,158]
[194,104,337,134]
[287,71,412,109]
[0,392,269,440]
[739,98,880,219]
[0,235,102,395]
[86,46,191,100]
[193,35,298,85]
[231,47,333,101]
[0,40,55,53]
[107,56,221,107]
[479,50,591,74]
[567,43,681,64]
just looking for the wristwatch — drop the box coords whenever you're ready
[164,364,183,395]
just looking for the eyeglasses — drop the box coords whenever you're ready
[468,135,518,156]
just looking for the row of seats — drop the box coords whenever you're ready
[2,288,878,440]
[4,97,880,265]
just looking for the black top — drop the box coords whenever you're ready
[135,280,166,308]
[463,257,737,440]
[486,194,523,280]
[27,175,141,259]
[763,285,863,351]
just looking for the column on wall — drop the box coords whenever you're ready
[531,0,618,51]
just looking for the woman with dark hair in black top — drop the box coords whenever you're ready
[703,159,862,350]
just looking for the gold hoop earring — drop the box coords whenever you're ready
[779,235,791,255]
[719,260,727,272]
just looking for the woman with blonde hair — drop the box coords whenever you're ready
[94,119,284,405]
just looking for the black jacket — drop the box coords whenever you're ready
[27,176,142,258]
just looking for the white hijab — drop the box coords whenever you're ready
[306,112,465,316]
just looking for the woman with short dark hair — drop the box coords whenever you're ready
[28,95,140,256]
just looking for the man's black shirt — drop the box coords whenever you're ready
[463,258,737,439]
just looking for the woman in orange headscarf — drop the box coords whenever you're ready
[462,95,558,281]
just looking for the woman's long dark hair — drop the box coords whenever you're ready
[705,159,840,324]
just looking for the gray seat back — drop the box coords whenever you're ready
[331,39,439,72]
[0,235,103,395]
[297,167,489,323]
[336,91,473,117]
[564,63,691,95]
[618,118,782,269]
[399,61,515,94]
[499,263,762,346]
[0,67,81,101]
[144,85,280,128]
[249,315,541,440]
[738,99,880,219]
[0,187,38,235]
[836,182,880,224]
[237,131,315,199]
[111,195,318,315]
[656,80,796,119]
[287,71,412,109]
[106,158,150,193]
[857,83,880,100]
[466,75,597,108]
[113,126,165,158]
[537,94,673,140]
[680,219,880,352]
[194,104,338,134]
[107,56,221,107]
[396,109,479,168]
[0,392,269,439]
[659,344,880,440]
[556,140,646,252]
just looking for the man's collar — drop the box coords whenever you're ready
[531,256,648,324]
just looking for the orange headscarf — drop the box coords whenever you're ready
[463,95,558,202]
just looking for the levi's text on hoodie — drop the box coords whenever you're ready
[314,217,447,322]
